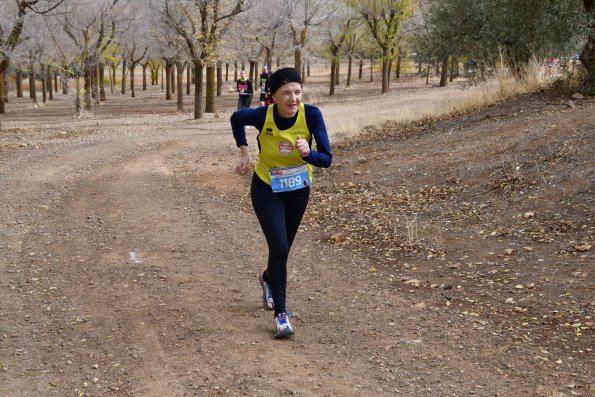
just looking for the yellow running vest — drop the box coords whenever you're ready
[255,103,313,186]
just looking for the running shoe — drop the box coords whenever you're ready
[273,312,294,339]
[259,272,274,310]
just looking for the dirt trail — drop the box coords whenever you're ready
[0,117,404,396]
[0,79,593,396]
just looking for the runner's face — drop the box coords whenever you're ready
[272,82,302,118]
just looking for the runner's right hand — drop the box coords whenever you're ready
[236,155,249,175]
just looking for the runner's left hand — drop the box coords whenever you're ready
[296,135,310,157]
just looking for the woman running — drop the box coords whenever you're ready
[230,67,332,338]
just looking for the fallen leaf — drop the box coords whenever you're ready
[575,243,592,252]
[330,232,346,243]
[404,279,421,287]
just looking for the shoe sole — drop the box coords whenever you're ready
[263,297,274,310]
[273,329,294,339]
[259,274,274,310]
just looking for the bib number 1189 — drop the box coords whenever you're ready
[269,164,309,193]
[279,174,302,189]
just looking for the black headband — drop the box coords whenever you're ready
[269,67,302,94]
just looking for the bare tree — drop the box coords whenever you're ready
[0,0,63,113]
[239,1,285,70]
[124,39,148,98]
[347,0,415,93]
[344,27,364,87]
[56,0,126,113]
[163,0,248,119]
[321,8,359,95]
[282,0,337,74]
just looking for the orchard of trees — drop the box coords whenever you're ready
[1,0,593,118]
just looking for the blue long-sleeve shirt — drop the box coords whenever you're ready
[230,104,332,168]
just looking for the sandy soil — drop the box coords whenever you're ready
[0,71,593,397]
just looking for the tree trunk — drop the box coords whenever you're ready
[225,63,229,81]
[254,61,258,84]
[346,54,352,87]
[130,64,136,97]
[249,61,255,85]
[381,48,390,93]
[16,69,23,98]
[234,62,238,81]
[449,56,456,82]
[0,72,5,114]
[440,55,449,87]
[62,71,69,94]
[90,66,96,100]
[48,67,56,101]
[370,58,374,82]
[359,59,363,80]
[205,64,216,113]
[3,71,8,103]
[426,61,431,85]
[142,64,147,91]
[302,58,306,83]
[396,52,402,80]
[93,65,100,105]
[335,61,339,85]
[329,58,336,95]
[171,65,175,94]
[388,48,394,84]
[165,61,172,100]
[75,76,81,116]
[294,47,303,76]
[54,71,58,93]
[176,61,184,112]
[194,61,204,119]
[100,64,106,101]
[187,64,191,95]
[110,64,116,94]
[307,59,311,77]
[580,0,595,89]
[217,63,222,96]
[265,49,272,73]
[29,61,36,100]
[121,60,127,95]
[47,65,53,100]
[84,66,92,110]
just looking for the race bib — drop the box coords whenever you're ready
[269,164,310,193]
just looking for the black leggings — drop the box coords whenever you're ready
[251,173,310,316]
[237,96,252,110]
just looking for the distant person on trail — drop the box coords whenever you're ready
[259,65,270,107]
[230,67,332,339]
[236,70,253,110]
[546,57,555,79]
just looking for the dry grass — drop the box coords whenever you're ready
[305,59,551,141]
